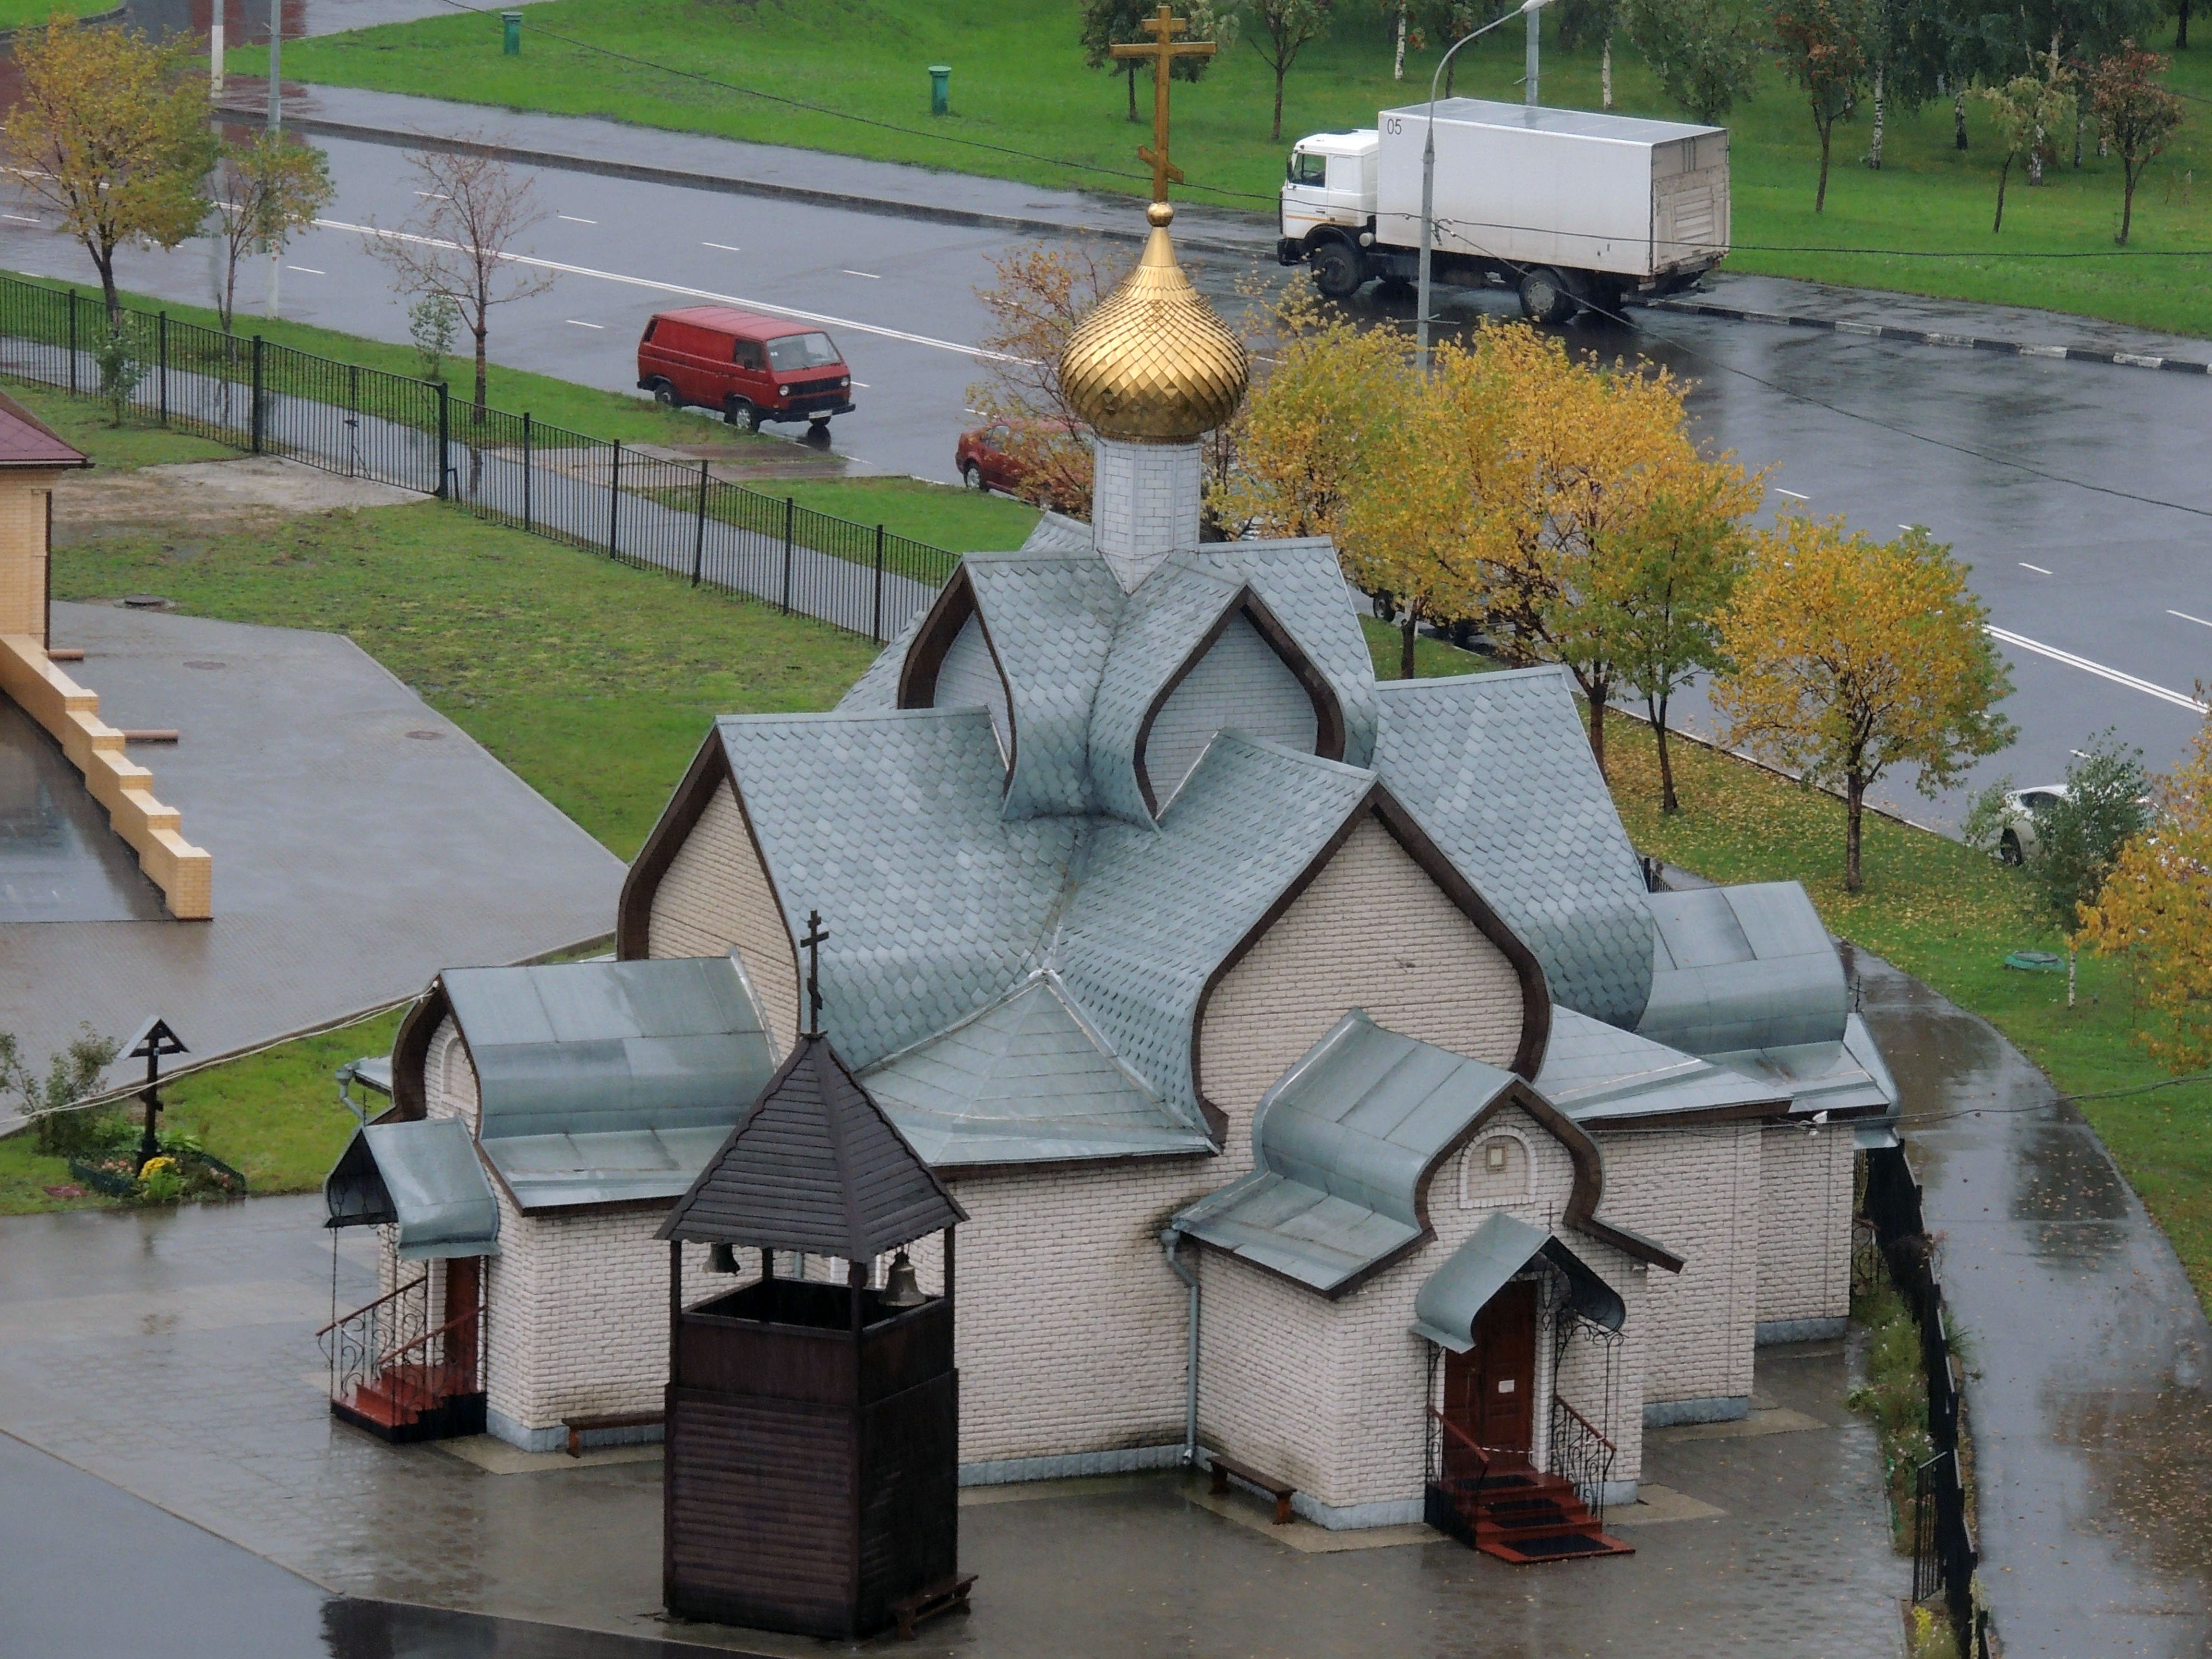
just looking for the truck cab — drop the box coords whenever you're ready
[1281,133,1390,298]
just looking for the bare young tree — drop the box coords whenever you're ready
[964,242,1115,517]
[373,143,553,421]
[210,131,335,334]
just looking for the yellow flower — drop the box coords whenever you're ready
[139,1157,179,1179]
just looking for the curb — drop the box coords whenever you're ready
[215,106,1279,261]
[0,6,126,46]
[1650,297,2212,376]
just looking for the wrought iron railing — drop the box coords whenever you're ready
[1547,1395,1618,1526]
[1427,1406,1496,1509]
[1864,1145,1990,1657]
[318,1272,429,1411]
[0,274,959,644]
[373,1304,486,1420]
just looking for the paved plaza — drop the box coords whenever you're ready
[0,595,625,1103]
[0,1194,1905,1658]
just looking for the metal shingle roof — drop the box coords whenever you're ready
[861,973,1213,1165]
[1086,556,1243,826]
[1370,667,1654,1027]
[1205,540,1380,768]
[963,550,1127,820]
[661,1034,967,1257]
[1170,1012,1517,1293]
[718,708,1078,1069]
[1536,1006,1784,1123]
[1055,734,1377,1128]
[1636,883,1848,1057]
[445,956,776,1142]
[324,1117,501,1260]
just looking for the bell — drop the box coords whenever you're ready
[709,1241,739,1275]
[880,1250,927,1309]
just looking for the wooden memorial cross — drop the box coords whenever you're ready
[1112,5,1216,202]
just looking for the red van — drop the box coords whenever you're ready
[637,306,855,432]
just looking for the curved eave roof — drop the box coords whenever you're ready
[963,551,1126,820]
[1537,1006,1785,1124]
[1371,667,1654,1027]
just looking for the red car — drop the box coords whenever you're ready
[637,306,854,432]
[956,418,1084,507]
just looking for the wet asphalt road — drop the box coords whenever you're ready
[0,88,2205,824]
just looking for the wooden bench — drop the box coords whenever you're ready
[1207,1453,1298,1525]
[890,1573,976,1639]
[562,1410,662,1458]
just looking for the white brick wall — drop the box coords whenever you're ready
[1755,1124,1854,1327]
[1590,1124,1761,1407]
[1197,1103,1647,1516]
[425,1017,479,1132]
[647,780,800,1056]
[934,613,1011,762]
[1201,814,1526,1174]
[1092,437,1201,592]
[938,1162,1197,1464]
[1145,613,1317,807]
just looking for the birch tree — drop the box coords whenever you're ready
[1714,519,2015,892]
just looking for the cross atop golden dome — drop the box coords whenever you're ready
[1057,7,1249,446]
[1059,202,1249,445]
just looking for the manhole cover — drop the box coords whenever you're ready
[405,729,444,741]
[183,660,226,670]
[120,594,171,609]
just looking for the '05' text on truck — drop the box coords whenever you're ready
[1278,100,1729,322]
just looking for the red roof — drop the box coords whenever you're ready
[0,390,87,468]
[652,304,819,341]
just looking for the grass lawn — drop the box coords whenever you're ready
[745,477,1039,551]
[242,1,2212,334]
[1606,716,2212,1310]
[1359,614,1494,679]
[0,0,114,24]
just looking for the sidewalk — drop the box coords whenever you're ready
[1854,949,2212,1657]
[229,82,1282,259]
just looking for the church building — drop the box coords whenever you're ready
[322,195,1896,1552]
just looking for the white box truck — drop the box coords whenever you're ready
[1277,98,1730,322]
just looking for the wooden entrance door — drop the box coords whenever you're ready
[1443,1280,1538,1458]
[444,1256,481,1382]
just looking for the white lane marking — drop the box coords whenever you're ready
[2169,609,2212,629]
[842,269,880,279]
[557,214,597,224]
[286,265,325,275]
[1897,524,1916,531]
[1985,625,2210,713]
[851,381,870,388]
[2019,562,2052,574]
[703,241,741,252]
[1775,487,1809,501]
[414,191,450,200]
[565,319,604,330]
[1,213,40,225]
[315,217,1029,363]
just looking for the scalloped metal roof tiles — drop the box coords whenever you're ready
[717,709,1077,1070]
[1370,668,1654,1028]
[1086,557,1243,826]
[963,551,1127,821]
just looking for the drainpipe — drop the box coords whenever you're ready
[1159,1228,1199,1469]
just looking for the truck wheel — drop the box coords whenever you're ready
[650,379,680,408]
[1310,241,1365,300]
[1517,267,1573,325]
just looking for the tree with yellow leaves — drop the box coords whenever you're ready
[5,16,212,324]
[1714,517,2014,892]
[1336,337,1502,679]
[2080,710,2212,1070]
[1459,326,1757,781]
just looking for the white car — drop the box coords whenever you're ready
[1996,785,2067,865]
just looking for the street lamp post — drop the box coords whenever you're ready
[1416,0,1551,376]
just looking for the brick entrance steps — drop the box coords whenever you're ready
[1428,1471,1635,1565]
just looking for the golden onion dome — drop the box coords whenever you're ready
[1058,202,1249,444]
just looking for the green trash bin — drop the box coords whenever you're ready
[929,64,951,116]
[503,11,522,55]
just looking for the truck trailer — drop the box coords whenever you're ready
[1277,99,1730,322]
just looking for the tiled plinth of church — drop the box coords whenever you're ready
[0,1195,1903,1659]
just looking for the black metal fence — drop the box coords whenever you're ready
[0,274,958,643]
[1863,1145,1996,1659]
